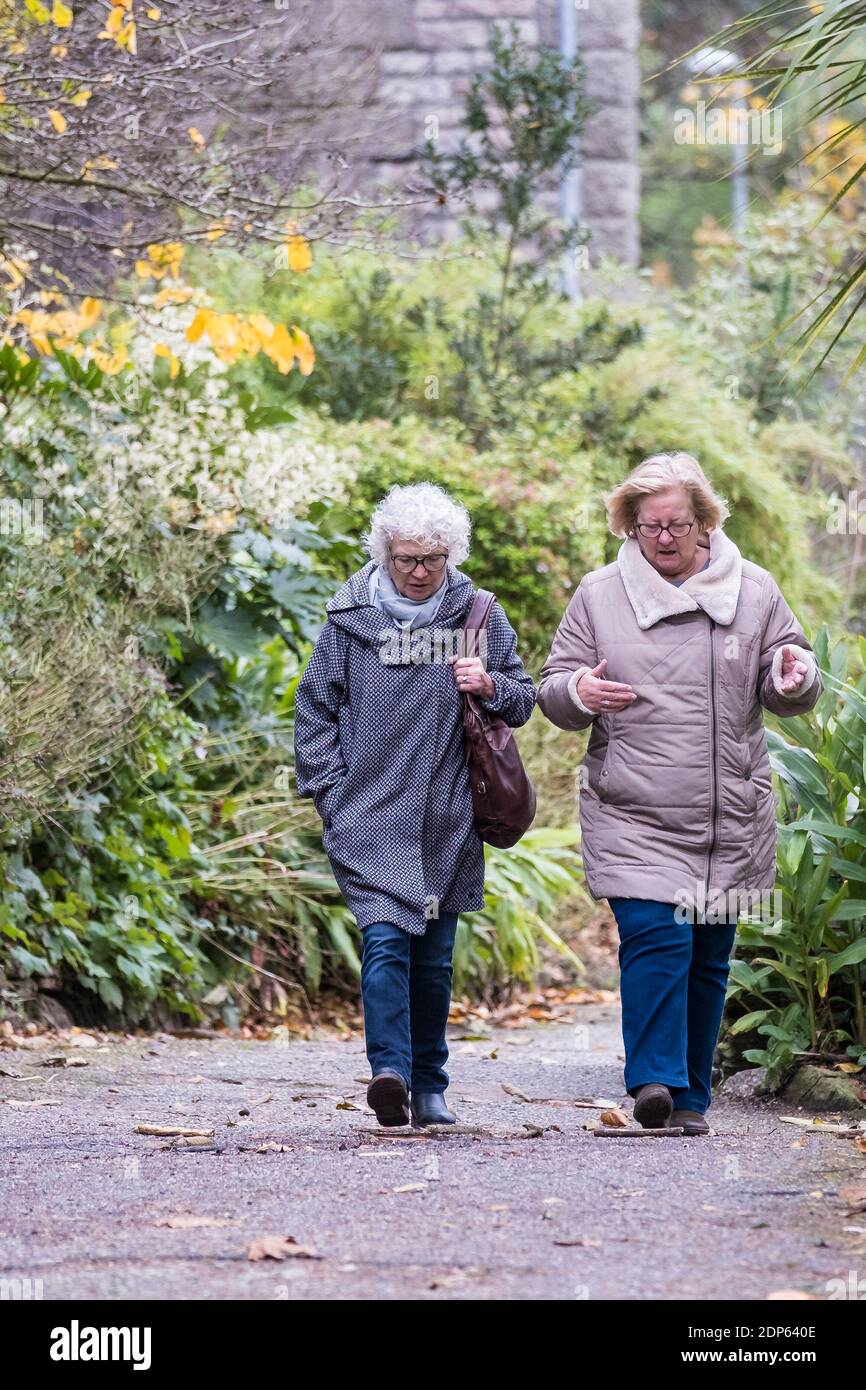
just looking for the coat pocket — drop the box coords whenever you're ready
[596,735,616,799]
[739,742,758,817]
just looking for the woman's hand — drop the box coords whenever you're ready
[576,659,636,714]
[451,655,494,699]
[778,645,809,693]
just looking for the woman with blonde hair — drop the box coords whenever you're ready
[537,452,821,1135]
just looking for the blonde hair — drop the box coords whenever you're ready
[605,452,730,539]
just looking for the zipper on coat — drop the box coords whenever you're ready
[707,616,719,898]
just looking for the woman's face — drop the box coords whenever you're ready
[387,537,449,599]
[631,485,703,582]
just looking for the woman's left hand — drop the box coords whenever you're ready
[778,645,809,693]
[451,655,494,699]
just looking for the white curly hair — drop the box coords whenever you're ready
[362,482,472,566]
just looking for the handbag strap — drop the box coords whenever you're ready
[462,588,496,660]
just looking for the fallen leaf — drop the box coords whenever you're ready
[255,1142,292,1153]
[247,1236,321,1262]
[135,1124,214,1138]
[553,1237,603,1247]
[600,1106,630,1128]
[5,1098,61,1107]
[40,1056,88,1068]
[766,1289,819,1300]
[393,1183,426,1193]
[154,1214,237,1229]
[336,1101,359,1111]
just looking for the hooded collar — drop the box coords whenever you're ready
[326,559,476,645]
[616,528,743,630]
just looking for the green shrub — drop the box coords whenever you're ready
[721,628,866,1087]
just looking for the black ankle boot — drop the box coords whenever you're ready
[411,1091,456,1126]
[367,1070,410,1127]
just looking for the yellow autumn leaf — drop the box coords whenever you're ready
[70,89,91,107]
[0,88,5,105]
[113,0,133,10]
[283,221,312,272]
[285,232,312,273]
[153,286,194,309]
[80,297,102,326]
[51,1,73,28]
[185,308,211,343]
[292,325,315,376]
[146,5,161,17]
[135,260,153,278]
[50,44,67,57]
[147,241,183,278]
[25,0,50,23]
[48,109,67,134]
[117,19,136,53]
[266,323,297,375]
[188,127,205,150]
[153,343,180,378]
[99,6,123,37]
[0,256,25,290]
[8,40,28,55]
[205,219,229,241]
[90,343,127,375]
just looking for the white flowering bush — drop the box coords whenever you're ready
[3,364,356,543]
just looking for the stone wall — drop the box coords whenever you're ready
[247,1,640,265]
[358,0,641,264]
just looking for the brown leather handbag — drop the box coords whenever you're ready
[461,588,537,849]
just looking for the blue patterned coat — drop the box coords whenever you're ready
[293,559,537,935]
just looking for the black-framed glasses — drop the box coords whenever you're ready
[389,550,449,573]
[634,519,696,538]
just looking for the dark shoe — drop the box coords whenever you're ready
[367,1070,410,1127]
[411,1091,456,1126]
[670,1108,710,1136]
[632,1083,673,1129]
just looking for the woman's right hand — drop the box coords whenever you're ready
[576,659,636,714]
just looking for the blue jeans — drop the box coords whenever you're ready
[360,914,459,1093]
[608,898,737,1114]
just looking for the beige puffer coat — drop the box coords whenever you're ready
[537,529,822,912]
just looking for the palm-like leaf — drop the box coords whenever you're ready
[672,1,866,374]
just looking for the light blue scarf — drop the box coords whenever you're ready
[368,561,451,630]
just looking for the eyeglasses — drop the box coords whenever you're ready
[634,520,696,538]
[389,550,449,573]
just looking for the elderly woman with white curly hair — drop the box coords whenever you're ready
[294,482,535,1127]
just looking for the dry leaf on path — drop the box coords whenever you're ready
[766,1289,819,1300]
[247,1235,322,1262]
[135,1124,214,1137]
[600,1106,630,1127]
[5,1098,61,1107]
[154,1214,238,1229]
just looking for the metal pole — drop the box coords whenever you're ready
[560,0,581,300]
[730,78,749,240]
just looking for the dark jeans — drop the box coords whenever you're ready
[608,897,737,1114]
[359,914,459,1093]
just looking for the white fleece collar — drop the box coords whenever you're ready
[616,528,743,630]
